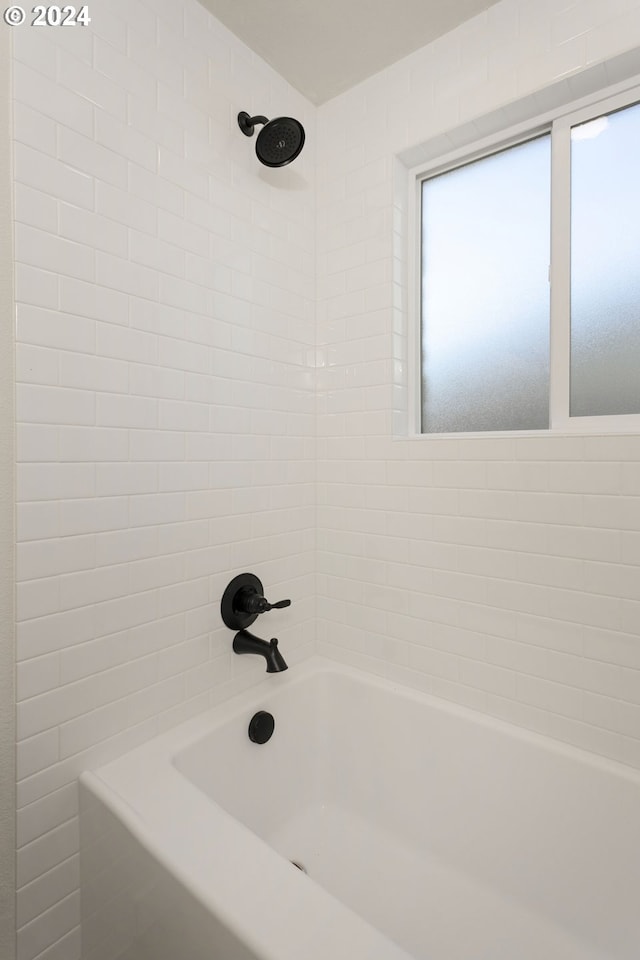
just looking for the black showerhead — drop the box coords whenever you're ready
[256,117,305,167]
[237,111,305,167]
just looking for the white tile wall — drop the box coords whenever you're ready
[11,0,640,957]
[11,0,315,956]
[316,0,640,772]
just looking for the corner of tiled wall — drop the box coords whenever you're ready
[11,0,316,956]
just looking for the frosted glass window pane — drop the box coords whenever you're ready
[421,136,551,433]
[570,103,640,417]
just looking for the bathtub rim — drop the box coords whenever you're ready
[81,657,427,960]
[81,764,415,960]
[80,655,640,960]
[89,656,640,789]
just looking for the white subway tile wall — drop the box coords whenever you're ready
[10,0,640,957]
[12,0,315,956]
[316,0,640,772]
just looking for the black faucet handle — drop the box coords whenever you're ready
[267,598,291,611]
[242,593,291,615]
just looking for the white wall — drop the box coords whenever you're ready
[1,23,16,960]
[11,0,315,956]
[10,0,640,957]
[316,0,640,768]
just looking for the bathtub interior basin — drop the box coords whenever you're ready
[80,657,640,960]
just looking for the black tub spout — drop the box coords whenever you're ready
[233,629,288,673]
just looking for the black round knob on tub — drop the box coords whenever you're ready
[248,711,275,744]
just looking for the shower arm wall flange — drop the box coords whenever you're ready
[237,111,269,137]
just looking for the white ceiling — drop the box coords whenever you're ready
[197,0,503,105]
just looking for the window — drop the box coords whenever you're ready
[569,101,640,418]
[414,84,640,435]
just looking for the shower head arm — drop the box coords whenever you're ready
[237,112,269,137]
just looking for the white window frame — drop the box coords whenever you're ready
[407,79,640,438]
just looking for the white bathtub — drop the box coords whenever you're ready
[80,657,640,960]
